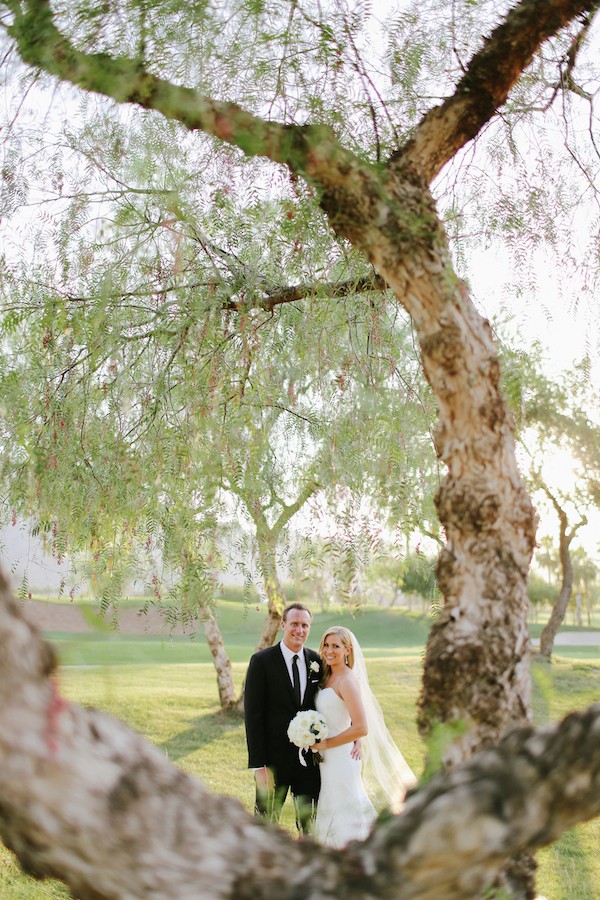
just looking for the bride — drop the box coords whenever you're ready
[310,626,416,848]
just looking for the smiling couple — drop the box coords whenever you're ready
[244,602,416,848]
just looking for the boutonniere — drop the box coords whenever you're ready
[309,661,320,674]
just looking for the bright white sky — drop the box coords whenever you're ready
[467,246,599,560]
[469,244,599,389]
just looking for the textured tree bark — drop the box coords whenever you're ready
[394,0,600,183]
[203,615,238,708]
[4,572,600,899]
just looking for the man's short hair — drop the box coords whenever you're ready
[281,602,312,621]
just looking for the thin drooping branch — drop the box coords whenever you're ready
[557,5,599,99]
[3,571,600,899]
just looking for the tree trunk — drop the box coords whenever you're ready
[319,176,538,895]
[233,481,319,652]
[320,171,537,767]
[5,571,600,899]
[538,491,582,658]
[234,528,287,710]
[255,529,286,651]
[539,531,574,657]
[203,615,238,708]
[177,555,238,710]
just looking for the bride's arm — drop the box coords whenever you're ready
[310,677,367,752]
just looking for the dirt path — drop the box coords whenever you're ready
[532,632,600,646]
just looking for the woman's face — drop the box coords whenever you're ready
[321,632,347,667]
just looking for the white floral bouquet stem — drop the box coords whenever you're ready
[287,709,329,767]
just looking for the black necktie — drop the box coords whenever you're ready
[292,654,301,707]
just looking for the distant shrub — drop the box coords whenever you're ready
[527,572,559,607]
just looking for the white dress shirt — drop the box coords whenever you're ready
[280,640,307,701]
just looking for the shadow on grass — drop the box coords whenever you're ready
[158,707,245,762]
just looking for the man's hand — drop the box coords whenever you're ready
[351,738,362,760]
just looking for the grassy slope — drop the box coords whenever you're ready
[1,602,599,897]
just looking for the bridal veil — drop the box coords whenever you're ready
[348,630,417,812]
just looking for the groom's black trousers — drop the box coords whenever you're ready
[256,758,320,833]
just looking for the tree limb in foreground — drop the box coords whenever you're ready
[2,568,600,900]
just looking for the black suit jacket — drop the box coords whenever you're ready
[244,643,322,775]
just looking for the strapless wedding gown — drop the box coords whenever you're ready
[313,687,377,848]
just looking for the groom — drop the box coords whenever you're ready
[244,602,321,833]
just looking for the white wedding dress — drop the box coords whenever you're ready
[312,631,416,849]
[313,687,377,848]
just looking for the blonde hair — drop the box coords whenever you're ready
[318,626,354,684]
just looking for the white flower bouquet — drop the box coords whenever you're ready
[287,709,329,766]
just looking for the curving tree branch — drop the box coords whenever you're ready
[4,0,596,191]
[394,0,600,181]
[4,0,348,182]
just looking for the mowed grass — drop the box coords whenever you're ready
[531,658,600,899]
[1,602,600,897]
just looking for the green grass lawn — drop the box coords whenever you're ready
[1,603,599,897]
[531,656,600,899]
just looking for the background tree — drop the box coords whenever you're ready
[503,351,600,656]
[536,535,559,590]
[364,552,408,608]
[364,550,441,610]
[526,569,559,622]
[0,148,433,700]
[401,552,441,610]
[570,546,598,625]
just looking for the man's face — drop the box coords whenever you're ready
[281,609,311,652]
